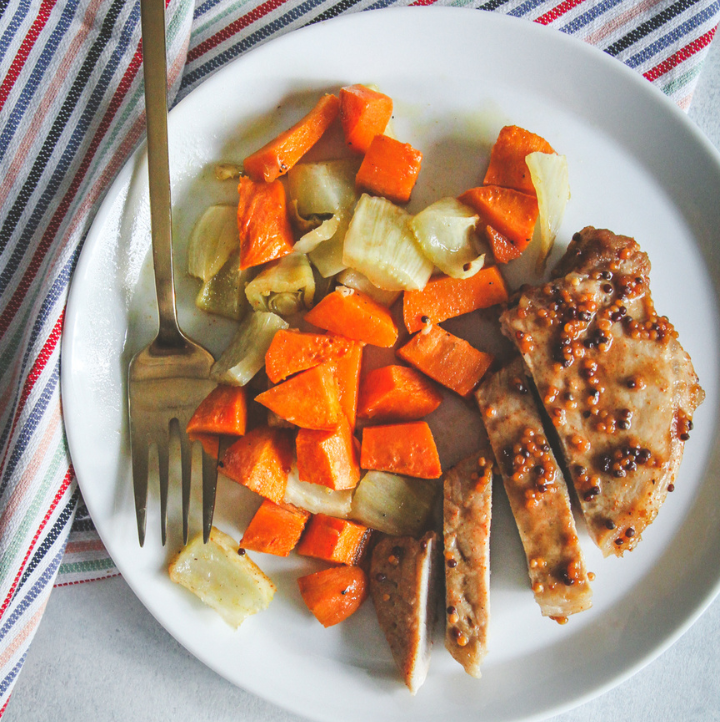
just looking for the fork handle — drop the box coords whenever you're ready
[141,0,183,348]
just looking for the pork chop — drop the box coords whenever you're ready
[476,357,592,619]
[501,227,704,556]
[370,531,440,694]
[443,450,493,677]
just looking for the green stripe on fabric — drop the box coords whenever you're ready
[83,79,143,184]
[661,61,702,96]
[57,557,116,575]
[191,0,256,40]
[0,438,68,584]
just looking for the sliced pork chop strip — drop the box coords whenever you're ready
[476,357,592,619]
[501,227,705,557]
[370,531,440,695]
[443,451,493,677]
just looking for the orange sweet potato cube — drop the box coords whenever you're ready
[397,325,493,398]
[296,415,361,490]
[339,84,393,154]
[458,185,538,252]
[240,499,310,556]
[328,339,363,430]
[186,385,247,437]
[402,266,509,334]
[254,363,342,430]
[360,420,442,479]
[264,330,353,384]
[355,135,422,204]
[221,426,294,503]
[237,176,295,270]
[187,432,220,459]
[358,365,443,423]
[483,125,555,196]
[297,514,371,565]
[298,566,368,627]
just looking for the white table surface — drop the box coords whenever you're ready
[6,30,720,722]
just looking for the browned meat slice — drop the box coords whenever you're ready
[501,227,705,557]
[369,531,440,695]
[476,357,592,620]
[443,451,493,677]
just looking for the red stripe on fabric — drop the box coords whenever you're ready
[0,311,64,484]
[535,0,587,25]
[0,697,9,718]
[0,467,73,622]
[187,0,290,63]
[410,0,437,6]
[643,26,717,82]
[0,0,59,113]
[64,539,107,554]
[0,42,143,341]
[54,573,120,588]
[16,311,64,417]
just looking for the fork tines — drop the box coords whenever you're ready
[129,398,218,547]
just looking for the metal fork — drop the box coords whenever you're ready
[128,0,218,547]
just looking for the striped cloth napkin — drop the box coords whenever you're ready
[0,0,717,713]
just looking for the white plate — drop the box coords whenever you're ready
[61,7,720,722]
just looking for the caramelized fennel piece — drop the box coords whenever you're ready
[369,532,440,695]
[443,451,493,677]
[476,358,592,619]
[501,227,704,557]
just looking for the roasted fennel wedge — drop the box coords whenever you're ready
[195,251,251,321]
[211,311,288,386]
[245,254,315,315]
[351,471,438,536]
[336,268,401,307]
[343,194,433,291]
[293,214,341,255]
[287,158,360,216]
[308,213,351,278]
[187,204,238,282]
[526,151,570,271]
[284,467,353,518]
[410,198,485,279]
[168,527,276,628]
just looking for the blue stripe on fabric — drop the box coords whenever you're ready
[0,547,64,646]
[0,0,31,68]
[0,361,59,503]
[16,241,80,389]
[17,487,79,594]
[180,0,333,91]
[0,653,27,697]
[559,0,625,34]
[364,0,399,10]
[193,0,227,19]
[624,0,720,67]
[0,0,81,166]
[0,0,139,297]
[508,0,547,18]
[0,246,80,483]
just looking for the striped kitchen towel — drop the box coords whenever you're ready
[0,0,718,714]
